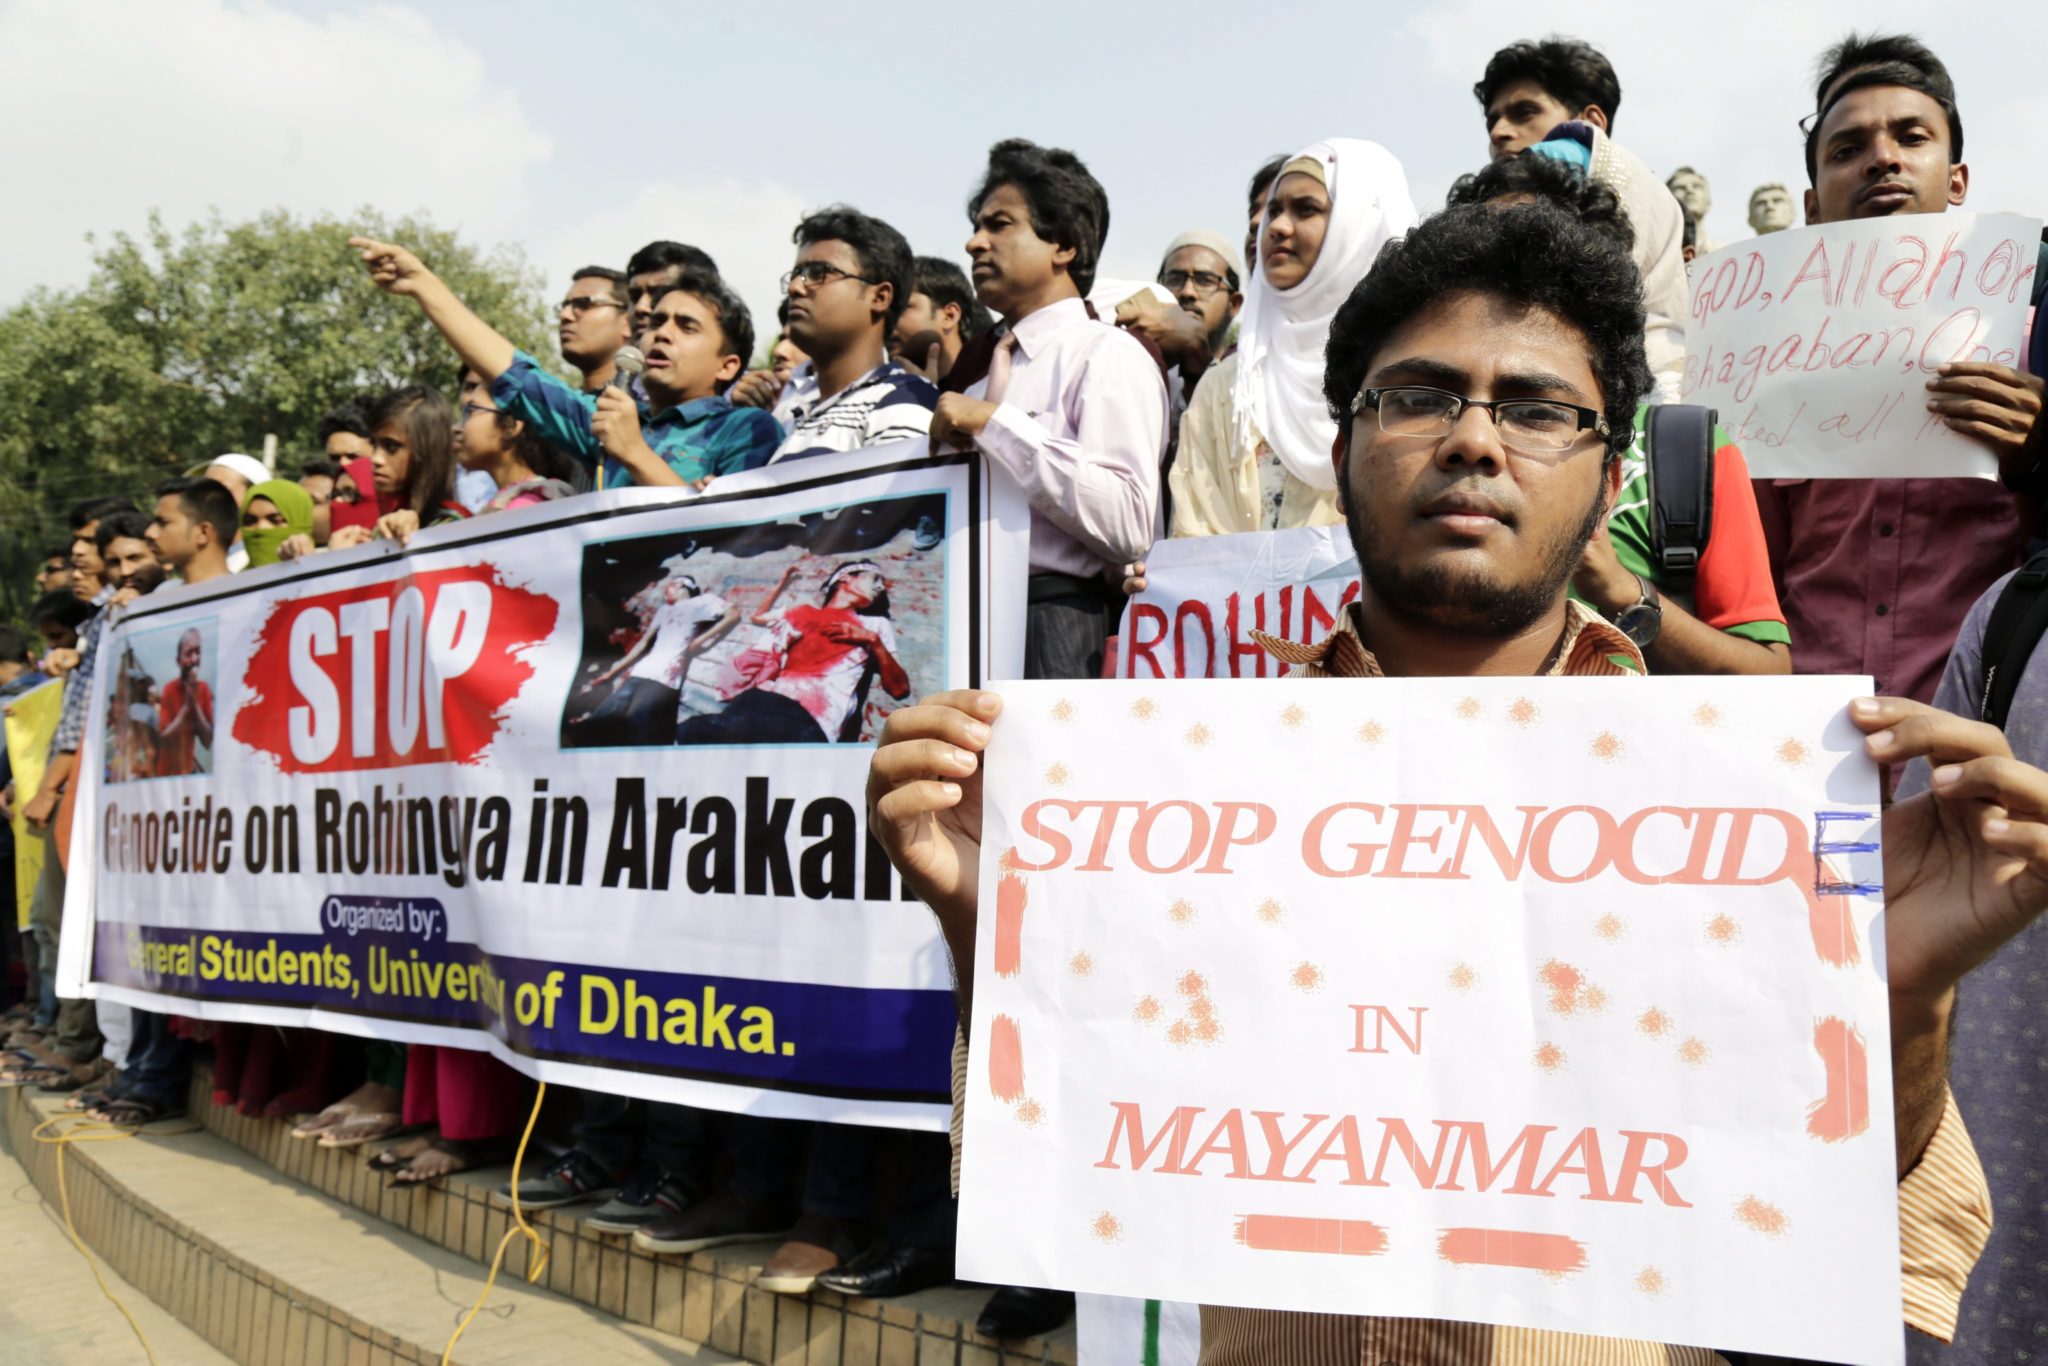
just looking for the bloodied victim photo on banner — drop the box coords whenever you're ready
[563,492,948,748]
[103,617,221,782]
[59,448,1028,1128]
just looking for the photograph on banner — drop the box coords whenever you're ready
[1681,210,2039,479]
[62,449,1025,1128]
[1119,525,1358,679]
[960,677,1899,1362]
[101,617,220,783]
[563,490,948,748]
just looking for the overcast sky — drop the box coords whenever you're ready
[5,0,2045,355]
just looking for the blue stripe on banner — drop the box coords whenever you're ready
[93,917,955,1103]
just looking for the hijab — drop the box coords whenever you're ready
[1230,138,1419,491]
[240,479,315,568]
[329,456,381,534]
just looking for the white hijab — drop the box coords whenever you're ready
[1231,138,1419,491]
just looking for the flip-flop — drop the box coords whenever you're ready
[391,1136,508,1187]
[290,1104,357,1140]
[98,1096,184,1128]
[319,1112,403,1149]
[369,1134,434,1172]
[37,1058,111,1095]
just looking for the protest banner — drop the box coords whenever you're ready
[960,677,1900,1361]
[56,444,1028,1128]
[1681,210,2039,479]
[1119,526,1357,679]
[6,678,62,927]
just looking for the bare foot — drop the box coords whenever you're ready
[394,1137,486,1186]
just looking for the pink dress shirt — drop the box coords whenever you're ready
[965,295,1169,577]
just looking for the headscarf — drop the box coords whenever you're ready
[240,479,315,568]
[329,456,381,534]
[1230,138,1419,491]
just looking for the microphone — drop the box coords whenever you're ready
[610,345,645,393]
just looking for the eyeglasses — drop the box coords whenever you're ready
[1158,269,1234,295]
[779,262,876,294]
[1350,385,1609,457]
[559,295,624,316]
[460,401,503,420]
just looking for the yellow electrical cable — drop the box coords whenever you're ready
[440,1080,550,1366]
[30,1109,166,1366]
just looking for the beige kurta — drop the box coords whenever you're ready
[1167,353,1344,538]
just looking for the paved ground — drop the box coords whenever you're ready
[0,1137,229,1366]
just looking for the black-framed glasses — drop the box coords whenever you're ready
[1351,385,1608,457]
[779,261,876,294]
[460,401,502,420]
[558,295,624,316]
[1158,268,1234,295]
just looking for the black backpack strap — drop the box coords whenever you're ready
[1976,549,2048,729]
[1643,404,1717,588]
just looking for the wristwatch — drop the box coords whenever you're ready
[1608,574,1663,648]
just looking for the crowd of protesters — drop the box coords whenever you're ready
[3,28,2047,1360]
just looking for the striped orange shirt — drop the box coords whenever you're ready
[953,601,1993,1362]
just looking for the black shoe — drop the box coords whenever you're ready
[975,1285,1074,1340]
[814,1243,955,1299]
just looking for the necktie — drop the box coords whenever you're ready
[984,331,1020,407]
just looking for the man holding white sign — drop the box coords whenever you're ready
[1740,35,2045,707]
[868,202,2034,1359]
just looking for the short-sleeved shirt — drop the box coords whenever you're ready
[1600,408,1789,645]
[767,360,937,463]
[757,604,898,740]
[154,676,213,776]
[625,593,731,687]
[490,350,782,489]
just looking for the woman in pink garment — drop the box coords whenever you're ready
[361,368,575,1184]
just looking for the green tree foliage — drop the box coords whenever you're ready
[0,208,553,623]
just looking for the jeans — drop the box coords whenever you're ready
[122,1010,191,1109]
[572,1092,717,1183]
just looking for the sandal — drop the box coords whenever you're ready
[68,1084,122,1113]
[97,1096,184,1127]
[290,1102,357,1140]
[392,1135,508,1187]
[319,1111,403,1149]
[369,1134,435,1172]
[6,1061,76,1090]
[37,1057,112,1095]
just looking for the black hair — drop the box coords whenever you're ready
[968,139,1111,296]
[1475,37,1622,131]
[42,543,71,564]
[793,206,916,331]
[1443,151,1635,253]
[910,256,993,340]
[297,457,343,481]
[94,509,155,553]
[456,366,577,485]
[0,624,31,665]
[1323,202,1651,461]
[570,265,631,308]
[653,272,756,395]
[366,386,458,520]
[626,240,720,281]
[152,476,242,546]
[68,496,133,531]
[314,401,372,447]
[30,590,92,633]
[776,295,793,328]
[1249,155,1288,212]
[1804,32,1962,182]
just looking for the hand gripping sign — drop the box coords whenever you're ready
[960,676,1901,1362]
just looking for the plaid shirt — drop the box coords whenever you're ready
[50,588,112,756]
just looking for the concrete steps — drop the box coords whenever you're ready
[4,1063,1078,1366]
[1,1084,730,1364]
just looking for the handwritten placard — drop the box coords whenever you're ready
[1682,211,2038,478]
[960,677,1902,1362]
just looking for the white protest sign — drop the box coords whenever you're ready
[1682,210,2038,478]
[1119,526,1357,679]
[960,677,1901,1362]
